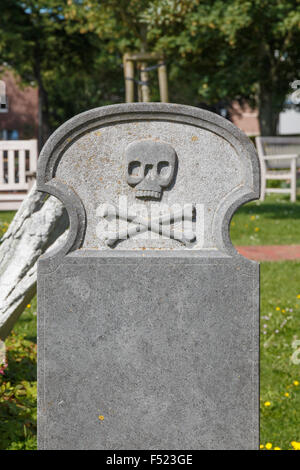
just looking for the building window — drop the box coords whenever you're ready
[9,130,19,140]
[0,129,19,140]
[0,80,8,112]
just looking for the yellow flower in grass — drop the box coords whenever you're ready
[264,401,271,407]
[274,447,281,450]
[27,304,31,308]
[291,441,300,450]
[293,381,299,386]
[281,309,286,313]
[255,227,260,232]
[98,415,104,421]
[284,392,289,397]
[260,444,264,449]
[265,443,272,450]
[250,215,256,221]
[276,307,280,311]
[297,294,300,299]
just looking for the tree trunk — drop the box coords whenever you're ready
[258,85,280,136]
[35,61,51,151]
[0,184,68,340]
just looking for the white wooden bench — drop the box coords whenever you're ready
[0,140,38,210]
[255,136,300,202]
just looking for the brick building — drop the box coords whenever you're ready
[230,102,260,136]
[0,69,38,140]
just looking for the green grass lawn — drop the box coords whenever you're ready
[230,194,300,246]
[0,300,37,450]
[260,262,300,451]
[0,211,15,238]
[0,196,300,450]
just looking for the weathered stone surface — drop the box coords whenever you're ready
[37,103,260,450]
[0,183,68,340]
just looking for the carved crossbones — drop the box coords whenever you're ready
[99,204,196,247]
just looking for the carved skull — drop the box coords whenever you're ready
[125,140,177,199]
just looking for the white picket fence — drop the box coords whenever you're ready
[0,140,38,210]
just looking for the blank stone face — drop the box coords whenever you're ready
[37,104,260,450]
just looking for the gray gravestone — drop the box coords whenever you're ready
[37,103,260,450]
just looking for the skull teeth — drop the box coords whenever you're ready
[136,190,161,199]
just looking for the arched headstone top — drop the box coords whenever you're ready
[37,103,260,260]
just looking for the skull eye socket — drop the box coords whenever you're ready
[128,161,142,177]
[157,161,170,178]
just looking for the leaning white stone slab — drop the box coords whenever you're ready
[0,183,68,340]
[37,103,260,450]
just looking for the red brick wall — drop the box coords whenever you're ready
[0,69,38,139]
